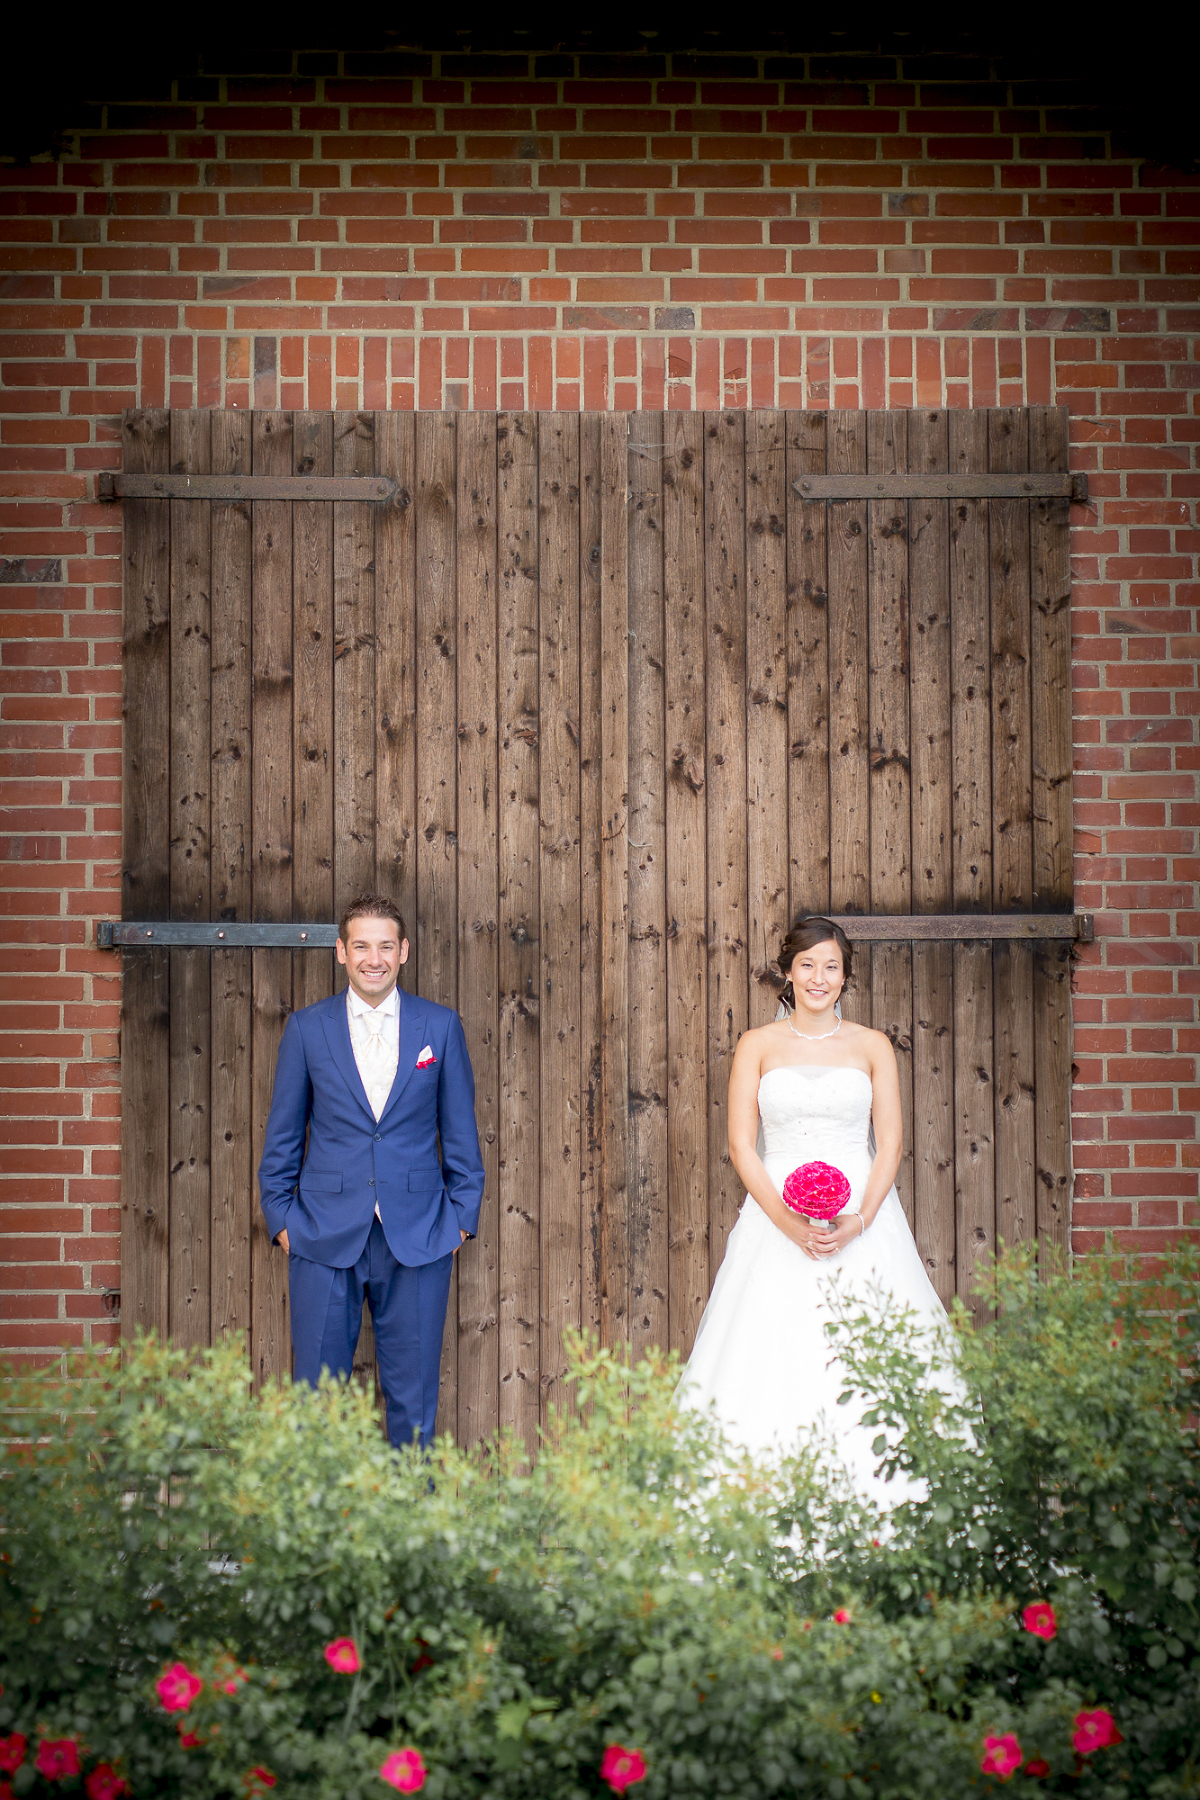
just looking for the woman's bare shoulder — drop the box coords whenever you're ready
[839,1019,896,1060]
[734,1019,789,1060]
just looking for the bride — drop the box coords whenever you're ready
[678,915,955,1504]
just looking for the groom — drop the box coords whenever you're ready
[258,894,484,1449]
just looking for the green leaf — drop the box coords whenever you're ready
[493,1736,524,1771]
[496,1700,531,1740]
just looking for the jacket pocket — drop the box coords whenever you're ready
[407,1169,443,1192]
[302,1169,343,1192]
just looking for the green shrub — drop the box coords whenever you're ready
[0,1244,1196,1798]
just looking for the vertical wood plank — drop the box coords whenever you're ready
[496,413,542,1452]
[415,413,460,1433]
[578,416,604,1348]
[168,410,212,1347]
[1034,942,1073,1263]
[866,410,914,1223]
[250,412,295,1386]
[1030,407,1073,910]
[209,412,253,1344]
[785,411,830,915]
[662,410,709,1358]
[745,411,790,1026]
[168,411,212,924]
[538,414,582,1418]
[826,410,872,1023]
[907,409,956,1305]
[705,411,749,1277]
[120,408,171,1342]
[988,409,1033,913]
[949,410,995,1321]
[456,412,500,1447]
[1030,406,1073,1260]
[334,411,377,914]
[291,413,334,1017]
[909,410,953,920]
[950,411,994,915]
[375,414,418,957]
[625,412,668,1359]
[989,409,1037,1254]
[599,415,630,1349]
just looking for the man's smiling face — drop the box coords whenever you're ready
[336,915,409,1005]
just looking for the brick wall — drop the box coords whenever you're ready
[2,45,1197,1361]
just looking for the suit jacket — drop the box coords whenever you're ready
[258,988,485,1269]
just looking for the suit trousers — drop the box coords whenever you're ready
[288,1216,454,1451]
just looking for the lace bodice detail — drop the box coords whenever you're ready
[757,1064,873,1159]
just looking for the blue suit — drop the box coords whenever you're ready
[258,987,484,1448]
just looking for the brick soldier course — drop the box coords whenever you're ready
[1,35,1197,1364]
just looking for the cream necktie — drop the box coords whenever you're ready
[362,1007,386,1063]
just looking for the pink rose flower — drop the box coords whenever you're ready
[85,1764,129,1800]
[324,1636,360,1674]
[833,1608,852,1625]
[782,1161,851,1222]
[980,1734,1023,1780]
[1024,1759,1050,1779]
[1072,1709,1122,1755]
[177,1724,202,1750]
[380,1747,427,1793]
[156,1661,204,1713]
[600,1744,647,1794]
[35,1739,82,1782]
[1021,1602,1057,1640]
[242,1768,276,1796]
[0,1737,25,1776]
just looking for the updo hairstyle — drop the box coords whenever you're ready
[776,915,854,1011]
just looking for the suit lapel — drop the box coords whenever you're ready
[378,991,427,1125]
[320,990,376,1122]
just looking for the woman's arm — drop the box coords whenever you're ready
[727,1034,835,1261]
[823,1030,903,1253]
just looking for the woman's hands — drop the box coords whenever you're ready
[784,1211,863,1260]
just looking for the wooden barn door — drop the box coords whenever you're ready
[117,405,1078,1446]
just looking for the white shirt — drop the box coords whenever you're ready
[346,983,400,1121]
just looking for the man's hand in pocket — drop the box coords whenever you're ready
[276,1228,290,1254]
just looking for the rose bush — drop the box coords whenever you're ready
[0,1243,1195,1796]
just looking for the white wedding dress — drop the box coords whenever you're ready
[678,1063,954,1505]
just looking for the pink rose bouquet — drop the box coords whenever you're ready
[782,1160,851,1223]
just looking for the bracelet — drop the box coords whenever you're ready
[856,1213,866,1237]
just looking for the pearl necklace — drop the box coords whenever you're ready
[786,1013,841,1043]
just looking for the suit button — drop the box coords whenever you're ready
[374,1134,381,1141]
[368,1179,375,1186]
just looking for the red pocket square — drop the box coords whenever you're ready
[416,1045,436,1068]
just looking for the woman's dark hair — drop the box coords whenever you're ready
[776,915,854,1010]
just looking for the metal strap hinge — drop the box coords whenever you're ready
[791,472,1087,503]
[97,914,1094,950]
[98,472,400,503]
[98,922,339,948]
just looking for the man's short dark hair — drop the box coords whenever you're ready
[337,894,408,944]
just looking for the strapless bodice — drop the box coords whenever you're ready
[757,1063,873,1160]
